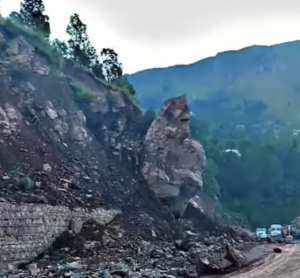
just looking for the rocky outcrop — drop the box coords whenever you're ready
[142,96,206,217]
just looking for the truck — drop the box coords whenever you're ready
[255,228,268,241]
[289,226,300,239]
[268,224,284,243]
[282,225,300,243]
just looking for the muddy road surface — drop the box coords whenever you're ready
[207,243,300,278]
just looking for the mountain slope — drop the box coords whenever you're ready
[0,18,256,271]
[127,41,300,125]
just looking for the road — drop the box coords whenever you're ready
[221,243,300,278]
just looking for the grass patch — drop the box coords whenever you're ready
[98,77,140,110]
[0,16,64,69]
[70,81,94,102]
[70,63,140,110]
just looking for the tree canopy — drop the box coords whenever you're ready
[9,0,135,94]
[10,0,50,39]
[190,115,300,228]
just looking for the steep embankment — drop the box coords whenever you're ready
[127,41,300,125]
[0,20,178,267]
[0,19,258,277]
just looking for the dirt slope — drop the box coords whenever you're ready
[0,20,258,273]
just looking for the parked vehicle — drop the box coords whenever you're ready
[255,228,268,241]
[282,225,299,242]
[290,226,300,239]
[285,235,294,244]
[256,224,298,244]
[268,224,284,243]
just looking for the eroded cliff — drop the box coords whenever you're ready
[0,24,178,266]
[0,21,256,275]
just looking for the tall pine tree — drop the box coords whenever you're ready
[66,14,98,69]
[51,39,68,57]
[100,48,135,94]
[9,12,24,24]
[18,0,51,39]
[100,48,123,82]
[91,60,105,79]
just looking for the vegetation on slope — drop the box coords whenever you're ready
[190,115,300,228]
[69,81,94,102]
[0,0,139,108]
[0,16,63,69]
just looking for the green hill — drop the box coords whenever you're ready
[126,41,300,126]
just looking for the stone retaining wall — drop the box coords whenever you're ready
[0,202,119,268]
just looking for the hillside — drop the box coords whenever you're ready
[1,3,300,276]
[0,16,262,277]
[126,41,300,126]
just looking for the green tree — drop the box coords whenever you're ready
[91,60,105,79]
[19,0,50,39]
[51,39,68,57]
[112,76,136,95]
[189,116,300,228]
[9,11,23,23]
[66,13,101,73]
[202,158,220,198]
[101,48,123,82]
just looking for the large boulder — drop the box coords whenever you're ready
[142,96,206,217]
[196,243,248,275]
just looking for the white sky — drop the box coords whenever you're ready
[1,0,300,74]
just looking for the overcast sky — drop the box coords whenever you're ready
[2,0,300,74]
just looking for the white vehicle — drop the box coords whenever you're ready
[270,224,283,236]
[255,228,268,240]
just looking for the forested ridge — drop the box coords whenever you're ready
[190,116,300,228]
[127,41,300,126]
[2,0,300,230]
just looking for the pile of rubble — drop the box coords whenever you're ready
[0,217,257,278]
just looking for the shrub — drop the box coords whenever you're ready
[19,176,34,191]
[100,77,140,110]
[70,81,94,102]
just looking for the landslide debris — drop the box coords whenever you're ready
[0,18,258,278]
[5,217,256,278]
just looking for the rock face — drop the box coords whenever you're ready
[0,23,255,272]
[142,96,206,217]
[0,25,178,267]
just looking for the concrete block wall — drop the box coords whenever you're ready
[0,202,119,268]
